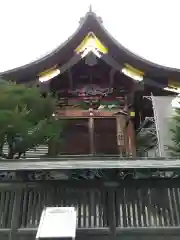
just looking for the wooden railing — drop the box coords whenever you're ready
[0,177,180,240]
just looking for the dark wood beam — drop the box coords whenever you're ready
[58,51,123,78]
[68,69,73,89]
[59,54,82,75]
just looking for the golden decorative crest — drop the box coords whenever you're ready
[75,32,108,56]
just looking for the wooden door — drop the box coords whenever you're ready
[94,118,118,154]
[61,119,90,154]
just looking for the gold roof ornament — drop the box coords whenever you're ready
[38,65,59,76]
[38,66,60,82]
[164,79,180,94]
[122,63,144,82]
[75,32,108,58]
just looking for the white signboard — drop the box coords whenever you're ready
[36,207,77,239]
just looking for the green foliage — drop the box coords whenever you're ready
[0,81,65,159]
[168,108,180,156]
[136,130,157,156]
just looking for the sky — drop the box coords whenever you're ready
[0,0,180,72]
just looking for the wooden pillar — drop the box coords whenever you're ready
[39,80,50,95]
[127,120,136,157]
[89,117,95,154]
[116,116,125,156]
[68,69,73,89]
[109,68,116,86]
[116,117,121,155]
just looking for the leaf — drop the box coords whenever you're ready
[168,105,180,156]
[0,81,65,158]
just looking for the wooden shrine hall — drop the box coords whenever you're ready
[1,8,180,157]
[1,7,180,240]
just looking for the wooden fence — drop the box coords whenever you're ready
[0,179,180,240]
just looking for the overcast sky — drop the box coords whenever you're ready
[0,0,180,72]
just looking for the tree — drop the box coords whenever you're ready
[168,108,180,156]
[0,81,65,159]
[136,130,157,157]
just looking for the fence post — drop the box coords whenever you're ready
[9,187,22,240]
[106,184,116,236]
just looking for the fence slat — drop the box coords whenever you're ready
[0,180,180,239]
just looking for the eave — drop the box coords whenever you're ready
[1,11,180,82]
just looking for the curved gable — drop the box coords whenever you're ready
[1,10,180,83]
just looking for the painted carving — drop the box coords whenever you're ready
[69,84,113,97]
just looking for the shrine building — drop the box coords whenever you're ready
[1,8,180,157]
